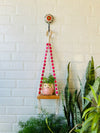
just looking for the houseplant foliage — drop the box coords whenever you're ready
[42,74,55,95]
[64,57,100,132]
[76,83,100,133]
[79,56,100,112]
[42,74,55,84]
[70,57,100,132]
[18,113,68,133]
[79,56,96,112]
[63,62,82,132]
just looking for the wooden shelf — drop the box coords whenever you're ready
[37,95,60,99]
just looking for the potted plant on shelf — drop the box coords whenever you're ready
[41,74,55,95]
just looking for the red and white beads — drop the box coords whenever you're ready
[38,43,58,95]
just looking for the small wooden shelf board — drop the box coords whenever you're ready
[37,95,60,99]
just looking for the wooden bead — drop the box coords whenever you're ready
[52,67,55,69]
[41,77,43,80]
[56,91,58,94]
[55,80,57,83]
[55,84,57,86]
[39,91,41,94]
[40,84,42,87]
[53,70,55,72]
[50,53,52,56]
[53,73,56,76]
[43,63,46,66]
[41,73,44,76]
[42,70,45,73]
[52,63,54,66]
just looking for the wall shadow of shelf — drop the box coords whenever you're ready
[37,95,60,99]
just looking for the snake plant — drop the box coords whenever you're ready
[79,56,96,112]
[63,62,82,132]
[64,57,100,132]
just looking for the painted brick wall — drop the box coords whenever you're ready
[0,0,100,132]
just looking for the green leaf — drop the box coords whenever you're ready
[83,97,93,103]
[89,85,98,104]
[48,74,55,83]
[80,114,94,132]
[82,107,96,119]
[84,57,95,97]
[91,114,98,130]
[98,95,100,106]
[45,118,54,133]
[75,129,80,132]
[91,130,98,133]
[78,77,84,110]
[96,65,100,70]
[43,77,48,83]
[84,77,100,109]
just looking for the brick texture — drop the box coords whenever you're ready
[0,0,100,132]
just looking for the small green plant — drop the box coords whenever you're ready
[75,84,100,133]
[43,74,55,84]
[18,113,68,133]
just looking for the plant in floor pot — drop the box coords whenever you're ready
[41,74,55,95]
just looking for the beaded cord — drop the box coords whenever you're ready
[38,43,58,95]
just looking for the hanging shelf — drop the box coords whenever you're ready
[37,95,60,99]
[37,14,59,100]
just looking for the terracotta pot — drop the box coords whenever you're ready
[41,83,54,95]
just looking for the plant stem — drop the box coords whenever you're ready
[46,117,54,133]
[69,124,82,133]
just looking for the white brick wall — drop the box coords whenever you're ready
[0,0,100,132]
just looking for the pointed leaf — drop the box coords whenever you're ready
[96,65,100,70]
[91,114,98,130]
[82,107,96,119]
[83,97,93,103]
[45,118,54,133]
[84,56,95,97]
[89,85,98,104]
[78,77,84,110]
[98,95,100,106]
[84,77,100,109]
[81,115,94,132]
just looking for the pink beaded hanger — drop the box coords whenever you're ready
[38,14,59,96]
[38,43,58,95]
